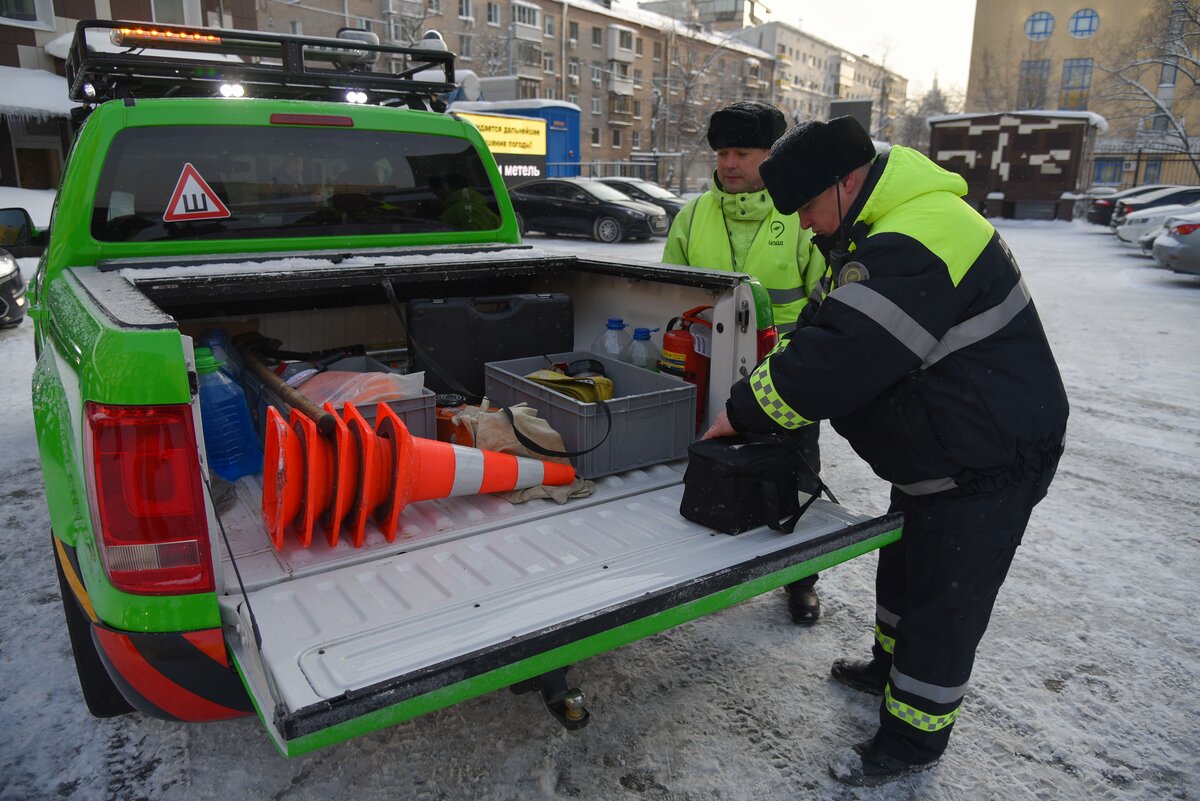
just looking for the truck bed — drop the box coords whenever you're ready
[217,462,899,752]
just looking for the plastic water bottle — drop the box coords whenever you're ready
[591,317,633,359]
[195,347,263,481]
[621,327,661,371]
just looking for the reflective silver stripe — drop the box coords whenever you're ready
[768,286,807,305]
[890,667,969,705]
[922,278,1032,369]
[830,282,939,360]
[876,604,901,628]
[776,320,798,335]
[515,456,542,489]
[894,477,957,496]
[808,283,824,304]
[829,278,1033,370]
[448,445,484,496]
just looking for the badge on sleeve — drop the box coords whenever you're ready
[838,261,869,285]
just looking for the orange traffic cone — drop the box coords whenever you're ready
[262,406,303,550]
[317,402,356,547]
[264,402,578,550]
[348,401,576,546]
[369,402,571,534]
[343,402,395,548]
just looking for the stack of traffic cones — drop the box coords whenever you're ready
[262,402,575,550]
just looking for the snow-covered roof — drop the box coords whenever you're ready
[451,99,583,113]
[0,66,77,120]
[570,0,772,59]
[928,110,1109,134]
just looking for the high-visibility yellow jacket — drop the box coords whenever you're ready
[662,177,825,333]
[728,147,1068,495]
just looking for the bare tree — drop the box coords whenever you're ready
[970,47,1018,111]
[890,82,956,151]
[651,30,766,192]
[472,27,511,77]
[1096,0,1200,178]
[387,0,434,46]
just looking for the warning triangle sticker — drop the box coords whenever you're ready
[163,163,231,222]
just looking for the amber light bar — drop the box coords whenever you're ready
[111,26,223,47]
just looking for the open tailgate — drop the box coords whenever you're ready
[219,470,899,756]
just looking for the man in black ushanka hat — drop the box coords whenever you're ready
[664,101,828,627]
[703,116,1069,786]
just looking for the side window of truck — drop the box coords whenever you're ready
[90,125,503,242]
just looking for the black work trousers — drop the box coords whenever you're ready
[870,465,1054,763]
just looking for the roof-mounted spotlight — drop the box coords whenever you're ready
[83,83,97,98]
[219,82,245,98]
[345,90,369,104]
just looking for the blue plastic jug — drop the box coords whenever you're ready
[195,346,263,481]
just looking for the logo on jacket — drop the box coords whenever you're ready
[769,220,786,245]
[837,261,869,285]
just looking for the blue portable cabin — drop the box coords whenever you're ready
[449,100,581,178]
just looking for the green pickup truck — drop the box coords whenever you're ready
[11,20,900,757]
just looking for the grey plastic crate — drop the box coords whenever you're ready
[242,356,436,441]
[484,351,696,479]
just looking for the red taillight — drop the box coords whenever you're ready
[1095,199,1114,207]
[269,113,355,127]
[1172,222,1200,236]
[757,325,779,362]
[85,403,214,595]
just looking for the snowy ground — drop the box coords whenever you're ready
[0,221,1197,801]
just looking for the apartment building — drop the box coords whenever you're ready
[734,20,906,137]
[965,1,1199,188]
[260,0,773,187]
[1,0,254,187]
[639,0,769,34]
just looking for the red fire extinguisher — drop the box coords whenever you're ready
[659,305,713,432]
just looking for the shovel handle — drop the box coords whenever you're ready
[239,347,337,436]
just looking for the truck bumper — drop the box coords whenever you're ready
[57,541,252,722]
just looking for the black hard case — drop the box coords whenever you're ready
[406,293,573,397]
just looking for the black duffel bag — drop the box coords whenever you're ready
[680,433,829,535]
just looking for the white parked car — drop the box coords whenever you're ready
[1116,199,1200,244]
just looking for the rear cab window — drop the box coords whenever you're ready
[91,125,503,242]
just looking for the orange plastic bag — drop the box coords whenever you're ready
[295,370,425,408]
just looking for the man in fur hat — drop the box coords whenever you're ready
[703,115,1068,786]
[664,101,827,627]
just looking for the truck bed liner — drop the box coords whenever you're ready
[217,467,897,744]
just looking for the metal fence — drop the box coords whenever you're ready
[1088,151,1200,190]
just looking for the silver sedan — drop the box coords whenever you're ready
[1151,210,1200,276]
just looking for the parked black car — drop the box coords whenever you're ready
[509,178,669,242]
[1111,186,1200,229]
[0,207,39,328]
[595,177,688,224]
[1086,184,1175,225]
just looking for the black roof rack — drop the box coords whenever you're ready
[65,19,457,108]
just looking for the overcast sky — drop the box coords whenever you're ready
[769,0,978,96]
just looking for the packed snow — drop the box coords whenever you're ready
[0,221,1197,801]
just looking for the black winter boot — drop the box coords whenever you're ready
[785,583,820,625]
[830,658,888,695]
[828,738,940,786]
